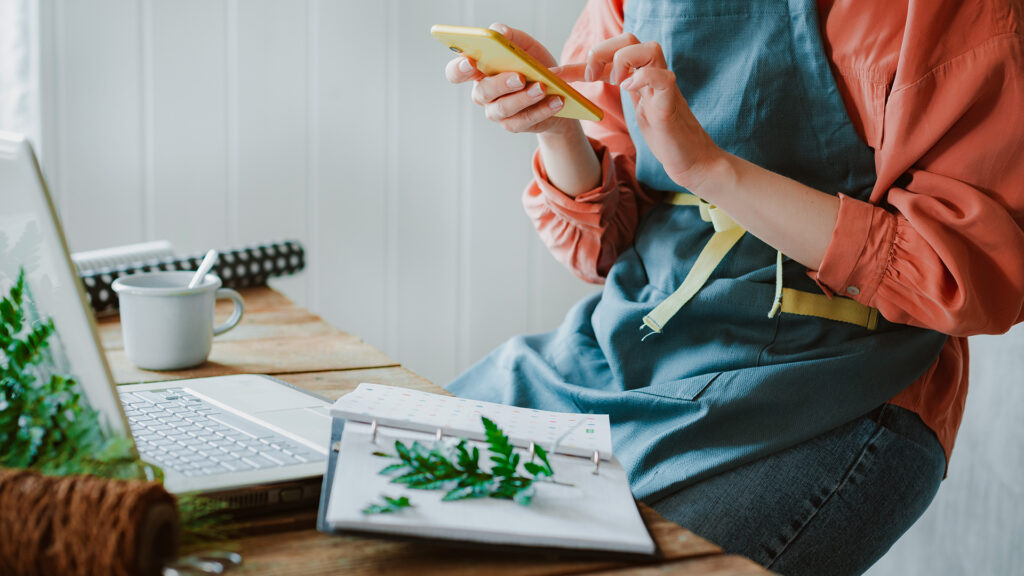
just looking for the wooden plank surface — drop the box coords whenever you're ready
[100,287,769,574]
[253,369,750,576]
[108,334,397,384]
[98,305,341,349]
[277,367,439,400]
[579,556,773,576]
[229,502,723,576]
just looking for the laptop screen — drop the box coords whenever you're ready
[0,132,129,438]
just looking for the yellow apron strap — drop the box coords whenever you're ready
[779,287,879,329]
[665,193,703,207]
[768,250,784,318]
[648,191,879,336]
[642,195,746,336]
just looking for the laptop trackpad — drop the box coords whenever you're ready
[255,407,331,450]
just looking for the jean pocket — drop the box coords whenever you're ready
[635,372,722,402]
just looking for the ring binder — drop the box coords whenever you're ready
[330,383,613,461]
[320,384,658,557]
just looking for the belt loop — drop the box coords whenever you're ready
[768,251,784,318]
[872,404,888,426]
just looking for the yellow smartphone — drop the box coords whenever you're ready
[431,24,604,122]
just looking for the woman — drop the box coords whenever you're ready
[444,1,1024,573]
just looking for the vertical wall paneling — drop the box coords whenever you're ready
[233,0,309,304]
[391,0,463,383]
[304,0,320,310]
[140,0,153,238]
[147,0,228,254]
[26,0,42,160]
[225,0,239,248]
[455,0,474,373]
[55,0,144,251]
[384,0,402,360]
[457,1,541,373]
[526,1,597,334]
[312,0,391,351]
[37,0,60,192]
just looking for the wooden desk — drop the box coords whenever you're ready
[99,287,772,576]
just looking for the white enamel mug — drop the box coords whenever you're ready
[112,271,244,370]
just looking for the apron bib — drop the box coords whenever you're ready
[449,0,947,502]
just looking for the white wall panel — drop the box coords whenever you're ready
[55,0,144,250]
[311,0,390,353]
[390,0,462,383]
[526,1,602,334]
[457,1,539,372]
[233,0,309,304]
[147,0,228,255]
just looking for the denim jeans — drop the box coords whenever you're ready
[649,404,945,576]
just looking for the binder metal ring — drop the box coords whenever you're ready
[591,450,601,475]
[370,419,379,444]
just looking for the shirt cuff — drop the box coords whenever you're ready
[526,138,618,231]
[814,192,897,303]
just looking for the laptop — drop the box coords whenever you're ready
[0,131,331,510]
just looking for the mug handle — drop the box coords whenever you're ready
[213,288,245,336]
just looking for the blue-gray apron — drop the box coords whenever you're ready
[448,0,947,503]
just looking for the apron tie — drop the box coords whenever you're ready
[641,193,749,338]
[642,192,878,339]
[768,250,784,318]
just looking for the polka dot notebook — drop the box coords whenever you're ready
[330,383,613,460]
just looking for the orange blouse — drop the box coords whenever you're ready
[523,0,1024,462]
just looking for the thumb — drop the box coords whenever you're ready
[550,63,587,83]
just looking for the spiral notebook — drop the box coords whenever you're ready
[317,384,657,557]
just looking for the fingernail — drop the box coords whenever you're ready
[458,58,473,73]
[490,23,509,34]
[609,69,617,85]
[507,75,524,90]
[528,82,544,97]
[584,66,592,82]
[549,97,563,111]
[619,76,634,90]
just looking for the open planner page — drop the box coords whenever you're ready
[325,422,656,555]
[330,383,614,459]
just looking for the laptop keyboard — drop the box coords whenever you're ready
[120,388,323,477]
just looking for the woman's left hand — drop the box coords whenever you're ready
[570,34,723,191]
[562,34,840,271]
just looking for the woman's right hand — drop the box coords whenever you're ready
[444,23,577,137]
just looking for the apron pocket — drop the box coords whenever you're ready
[636,372,722,402]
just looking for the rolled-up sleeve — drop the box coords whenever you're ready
[522,0,660,284]
[524,138,648,283]
[816,33,1024,336]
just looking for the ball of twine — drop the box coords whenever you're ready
[0,467,180,576]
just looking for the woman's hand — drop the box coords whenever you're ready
[444,23,602,196]
[444,23,575,137]
[580,34,723,191]
[576,34,838,271]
